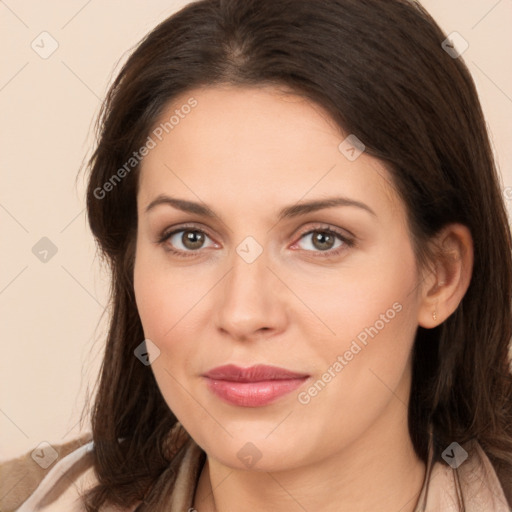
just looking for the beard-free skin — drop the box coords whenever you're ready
[133,85,472,512]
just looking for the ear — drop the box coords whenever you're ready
[417,224,474,328]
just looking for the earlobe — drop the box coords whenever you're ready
[417,224,474,329]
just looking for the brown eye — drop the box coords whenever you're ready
[290,225,356,259]
[181,230,206,250]
[310,231,337,251]
[158,227,217,256]
[297,229,346,253]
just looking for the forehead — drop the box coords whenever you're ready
[138,85,404,224]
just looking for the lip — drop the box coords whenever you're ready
[202,364,310,407]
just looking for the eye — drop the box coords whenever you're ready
[292,226,354,257]
[157,223,355,259]
[157,225,218,257]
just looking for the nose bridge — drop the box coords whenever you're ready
[225,240,272,310]
[214,237,285,338]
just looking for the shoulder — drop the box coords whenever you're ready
[423,441,511,511]
[0,434,97,512]
[0,423,204,512]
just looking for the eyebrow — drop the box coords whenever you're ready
[146,194,377,221]
[145,195,376,220]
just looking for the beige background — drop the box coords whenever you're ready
[1,0,511,462]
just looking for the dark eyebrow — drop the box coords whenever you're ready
[145,196,217,217]
[278,197,376,219]
[144,195,376,219]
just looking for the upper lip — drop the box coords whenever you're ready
[203,364,309,382]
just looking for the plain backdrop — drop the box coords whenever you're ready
[1,0,511,461]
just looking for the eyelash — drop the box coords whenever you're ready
[156,223,355,259]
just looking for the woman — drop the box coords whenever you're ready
[2,0,511,510]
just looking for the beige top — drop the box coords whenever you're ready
[1,422,510,511]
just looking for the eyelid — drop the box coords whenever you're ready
[293,223,355,243]
[290,224,356,254]
[157,222,216,242]
[157,221,356,257]
[155,222,217,251]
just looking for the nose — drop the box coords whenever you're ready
[214,245,288,341]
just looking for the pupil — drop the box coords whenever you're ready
[313,232,334,251]
[184,231,204,249]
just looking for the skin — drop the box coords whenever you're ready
[133,85,473,512]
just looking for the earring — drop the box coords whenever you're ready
[432,310,437,321]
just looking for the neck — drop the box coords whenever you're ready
[193,397,426,512]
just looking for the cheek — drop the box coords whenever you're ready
[301,239,420,398]
[133,241,201,340]
[295,278,419,452]
[134,244,181,375]
[133,242,214,382]
[133,248,201,416]
[302,243,419,363]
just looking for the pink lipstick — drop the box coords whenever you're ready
[202,364,309,407]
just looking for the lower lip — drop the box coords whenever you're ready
[204,377,308,407]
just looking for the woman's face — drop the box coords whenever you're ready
[134,85,426,471]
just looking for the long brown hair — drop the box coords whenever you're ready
[82,0,512,509]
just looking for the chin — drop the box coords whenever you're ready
[198,430,313,472]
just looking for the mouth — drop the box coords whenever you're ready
[202,364,310,407]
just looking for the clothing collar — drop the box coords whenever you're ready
[162,422,509,511]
